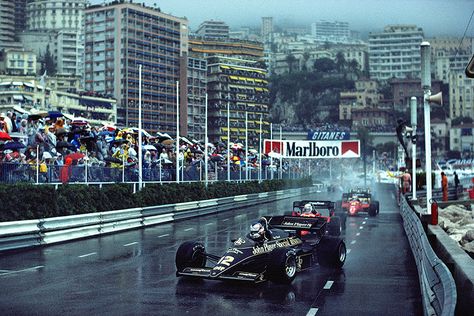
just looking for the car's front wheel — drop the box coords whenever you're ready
[318,236,346,268]
[267,248,297,284]
[175,241,206,272]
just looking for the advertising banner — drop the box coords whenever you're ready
[264,139,360,159]
[307,130,350,140]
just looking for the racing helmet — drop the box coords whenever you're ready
[303,203,313,213]
[249,222,265,241]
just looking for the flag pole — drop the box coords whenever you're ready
[204,93,208,187]
[138,64,143,191]
[176,80,180,183]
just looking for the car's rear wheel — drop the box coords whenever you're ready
[327,216,342,236]
[318,236,346,268]
[373,201,380,214]
[368,205,377,217]
[175,241,206,272]
[267,248,297,284]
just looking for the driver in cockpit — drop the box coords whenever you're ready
[248,217,272,243]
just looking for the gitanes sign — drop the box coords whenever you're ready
[307,130,350,140]
[264,140,360,159]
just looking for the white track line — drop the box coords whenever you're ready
[0,265,44,276]
[362,221,366,224]
[205,222,213,226]
[222,218,230,222]
[347,248,352,253]
[356,232,360,236]
[323,280,334,290]
[184,228,193,232]
[306,308,319,316]
[124,242,138,247]
[78,252,96,258]
[351,240,357,245]
[365,217,368,220]
[359,226,364,229]
[158,234,169,238]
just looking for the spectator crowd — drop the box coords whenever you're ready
[0,109,291,184]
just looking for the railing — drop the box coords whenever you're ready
[0,162,306,185]
[0,187,317,252]
[399,194,457,316]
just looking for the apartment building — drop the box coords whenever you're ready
[0,0,19,49]
[187,57,207,141]
[448,71,474,119]
[196,20,229,39]
[311,20,350,41]
[189,37,269,146]
[339,79,381,120]
[0,49,37,76]
[0,78,116,125]
[85,2,188,134]
[23,0,87,77]
[368,25,424,80]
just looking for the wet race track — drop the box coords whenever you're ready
[0,183,422,316]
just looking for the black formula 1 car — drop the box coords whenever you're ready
[175,215,346,284]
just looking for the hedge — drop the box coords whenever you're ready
[0,178,312,222]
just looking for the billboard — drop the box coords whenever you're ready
[264,139,360,159]
[307,130,350,140]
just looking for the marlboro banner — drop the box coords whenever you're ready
[264,139,360,159]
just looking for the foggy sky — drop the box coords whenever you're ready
[90,0,473,37]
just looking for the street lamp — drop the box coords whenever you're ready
[410,96,417,200]
[421,41,442,214]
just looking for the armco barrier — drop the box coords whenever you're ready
[0,220,42,251]
[400,195,457,316]
[0,187,317,252]
[428,225,474,316]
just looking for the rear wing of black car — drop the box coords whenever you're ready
[265,215,327,232]
[293,200,335,209]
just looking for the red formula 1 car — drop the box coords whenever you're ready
[286,200,344,236]
[337,189,379,217]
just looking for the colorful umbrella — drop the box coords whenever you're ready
[71,117,88,126]
[143,144,158,151]
[48,111,63,119]
[3,141,25,150]
[0,131,12,141]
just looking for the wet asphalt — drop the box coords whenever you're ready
[0,183,422,316]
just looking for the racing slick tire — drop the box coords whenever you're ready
[267,248,297,284]
[175,241,207,272]
[373,200,380,214]
[327,216,342,236]
[368,204,377,217]
[318,236,346,268]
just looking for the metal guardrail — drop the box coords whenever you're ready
[0,162,306,184]
[0,187,316,252]
[400,195,457,316]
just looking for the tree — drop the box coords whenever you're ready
[347,59,360,76]
[335,51,346,73]
[378,83,393,99]
[313,58,336,73]
[40,44,56,76]
[286,54,297,74]
[301,52,310,72]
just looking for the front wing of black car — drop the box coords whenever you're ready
[177,267,266,283]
